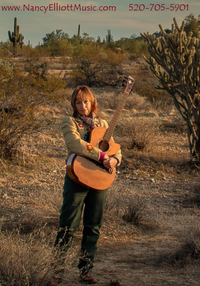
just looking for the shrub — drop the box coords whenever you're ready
[0,41,13,58]
[68,46,123,87]
[0,229,57,286]
[103,37,148,57]
[17,45,46,59]
[105,188,148,227]
[122,195,146,226]
[104,187,125,216]
[101,91,154,112]
[159,119,187,134]
[43,39,73,57]
[114,117,156,152]
[164,230,200,267]
[0,60,66,160]
[132,64,172,108]
[129,120,156,151]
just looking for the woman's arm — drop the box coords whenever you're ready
[61,116,102,162]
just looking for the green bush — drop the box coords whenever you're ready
[102,36,148,57]
[42,39,73,57]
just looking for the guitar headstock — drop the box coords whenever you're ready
[123,75,135,93]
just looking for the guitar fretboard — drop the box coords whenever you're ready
[103,92,129,141]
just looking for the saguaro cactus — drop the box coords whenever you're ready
[78,24,80,37]
[19,34,24,49]
[140,18,200,162]
[96,36,101,44]
[106,29,112,42]
[8,17,24,55]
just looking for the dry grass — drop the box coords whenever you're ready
[159,117,187,134]
[100,91,154,113]
[157,229,200,268]
[0,226,82,286]
[114,117,157,153]
[0,228,56,286]
[122,195,146,226]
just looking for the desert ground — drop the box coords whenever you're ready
[1,57,200,286]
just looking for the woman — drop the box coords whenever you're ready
[54,86,122,284]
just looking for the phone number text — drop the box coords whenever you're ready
[129,4,189,11]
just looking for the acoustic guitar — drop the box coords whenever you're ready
[67,75,135,190]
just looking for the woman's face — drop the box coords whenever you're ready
[75,97,92,117]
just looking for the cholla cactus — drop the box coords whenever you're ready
[140,18,200,162]
[8,17,24,55]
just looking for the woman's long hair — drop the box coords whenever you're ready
[71,86,98,118]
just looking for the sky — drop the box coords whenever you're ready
[0,0,200,47]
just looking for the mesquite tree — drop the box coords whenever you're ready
[140,18,200,162]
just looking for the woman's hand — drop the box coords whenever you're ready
[102,155,118,174]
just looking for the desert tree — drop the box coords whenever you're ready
[184,13,200,37]
[42,29,72,56]
[140,18,200,162]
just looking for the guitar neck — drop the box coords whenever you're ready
[103,91,129,141]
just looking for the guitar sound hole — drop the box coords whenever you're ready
[99,139,109,151]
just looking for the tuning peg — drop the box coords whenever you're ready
[122,79,127,86]
[122,75,135,89]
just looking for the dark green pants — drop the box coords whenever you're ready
[54,174,107,272]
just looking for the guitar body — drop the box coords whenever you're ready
[67,126,120,190]
[67,154,116,190]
